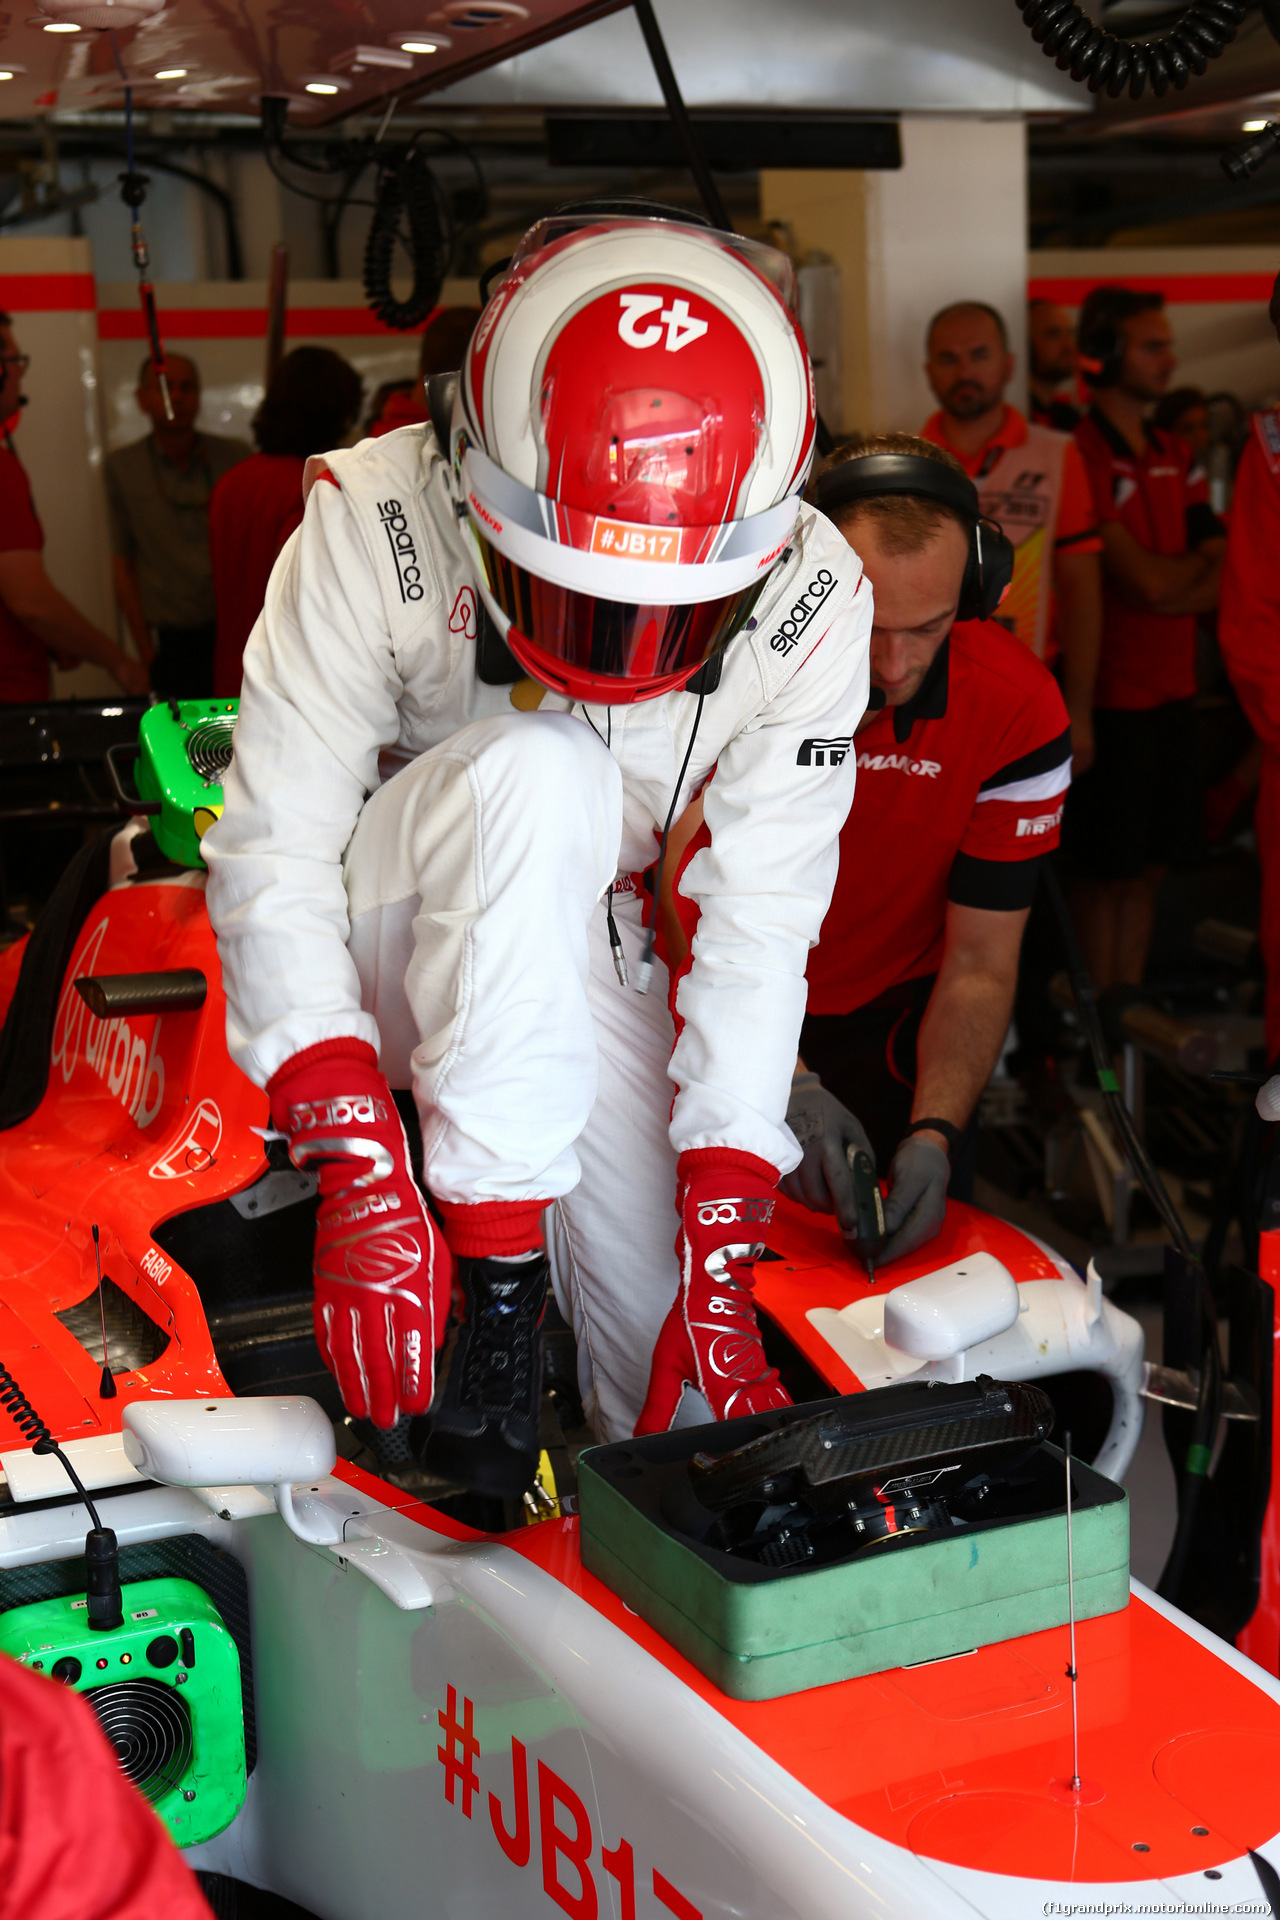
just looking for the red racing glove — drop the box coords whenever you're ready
[636,1149,791,1435]
[268,1038,452,1429]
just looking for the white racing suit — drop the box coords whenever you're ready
[204,424,872,1438]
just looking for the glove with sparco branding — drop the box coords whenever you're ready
[779,1072,876,1237]
[636,1149,791,1435]
[880,1134,950,1265]
[268,1038,451,1429]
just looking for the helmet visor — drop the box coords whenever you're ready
[471,525,766,687]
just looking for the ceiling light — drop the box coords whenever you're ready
[305,80,340,94]
[155,66,187,79]
[42,21,81,30]
[1243,117,1270,132]
[0,69,13,78]
[400,38,439,52]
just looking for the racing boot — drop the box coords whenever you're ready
[419,1251,548,1497]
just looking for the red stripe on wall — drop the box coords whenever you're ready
[96,305,424,340]
[0,273,97,312]
[1029,272,1277,305]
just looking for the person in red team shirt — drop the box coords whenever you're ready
[666,436,1070,1264]
[1218,272,1280,1062]
[921,301,1102,775]
[1068,286,1225,990]
[0,1646,213,1918]
[0,311,148,702]
[210,346,363,697]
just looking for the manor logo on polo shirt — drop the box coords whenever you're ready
[855,750,942,778]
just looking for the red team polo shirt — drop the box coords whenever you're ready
[209,451,306,696]
[1074,408,1219,711]
[0,439,52,703]
[806,621,1072,1016]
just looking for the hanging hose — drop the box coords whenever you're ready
[110,32,172,420]
[1014,0,1248,99]
[362,147,450,331]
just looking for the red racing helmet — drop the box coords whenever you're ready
[451,213,816,704]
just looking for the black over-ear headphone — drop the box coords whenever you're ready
[1076,313,1125,390]
[813,453,1015,623]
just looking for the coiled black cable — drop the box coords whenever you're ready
[363,148,450,331]
[0,1356,104,1528]
[1014,0,1248,98]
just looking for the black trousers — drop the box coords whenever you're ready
[150,622,217,699]
[800,974,978,1201]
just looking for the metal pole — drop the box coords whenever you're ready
[265,241,290,387]
[1065,1430,1080,1791]
[631,0,732,233]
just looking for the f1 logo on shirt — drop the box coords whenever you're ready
[617,293,708,353]
[797,737,852,767]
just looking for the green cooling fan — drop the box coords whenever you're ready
[0,1575,246,1845]
[109,698,239,870]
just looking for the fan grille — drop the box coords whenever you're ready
[186,716,236,784]
[86,1678,193,1803]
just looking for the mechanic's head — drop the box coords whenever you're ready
[815,433,969,711]
[452,210,815,704]
[1028,299,1076,386]
[1077,287,1175,401]
[0,310,26,422]
[1152,384,1209,461]
[253,345,363,458]
[925,302,1012,425]
[136,353,201,433]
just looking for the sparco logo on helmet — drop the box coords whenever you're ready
[376,499,425,603]
[767,570,836,656]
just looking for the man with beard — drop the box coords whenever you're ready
[1068,287,1224,991]
[922,301,1102,775]
[1028,298,1082,432]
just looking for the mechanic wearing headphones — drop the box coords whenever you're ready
[781,436,1072,1262]
[204,209,872,1476]
[1069,286,1224,993]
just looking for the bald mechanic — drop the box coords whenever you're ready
[1217,273,1280,1063]
[782,437,1072,1261]
[1028,298,1081,433]
[923,300,1102,774]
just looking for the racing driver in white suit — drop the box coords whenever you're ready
[204,208,872,1496]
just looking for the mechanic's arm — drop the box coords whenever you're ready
[1099,520,1222,616]
[1054,547,1102,775]
[111,553,153,664]
[0,550,148,694]
[910,900,1029,1149]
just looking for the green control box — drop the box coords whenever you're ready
[0,1575,246,1846]
[134,698,238,869]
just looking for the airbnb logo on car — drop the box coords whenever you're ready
[51,917,166,1129]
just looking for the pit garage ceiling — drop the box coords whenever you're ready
[0,0,1090,124]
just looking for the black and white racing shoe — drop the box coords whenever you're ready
[418,1251,548,1498]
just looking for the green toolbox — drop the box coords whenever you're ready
[0,1574,247,1845]
[579,1377,1129,1701]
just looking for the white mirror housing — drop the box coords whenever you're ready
[122,1396,336,1491]
[882,1252,1020,1361]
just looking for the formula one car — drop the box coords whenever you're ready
[0,699,1278,1920]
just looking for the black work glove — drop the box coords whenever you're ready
[880,1134,950,1264]
[780,1072,876,1238]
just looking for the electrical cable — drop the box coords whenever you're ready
[1013,0,1248,99]
[362,143,450,330]
[110,32,172,422]
[0,1355,124,1630]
